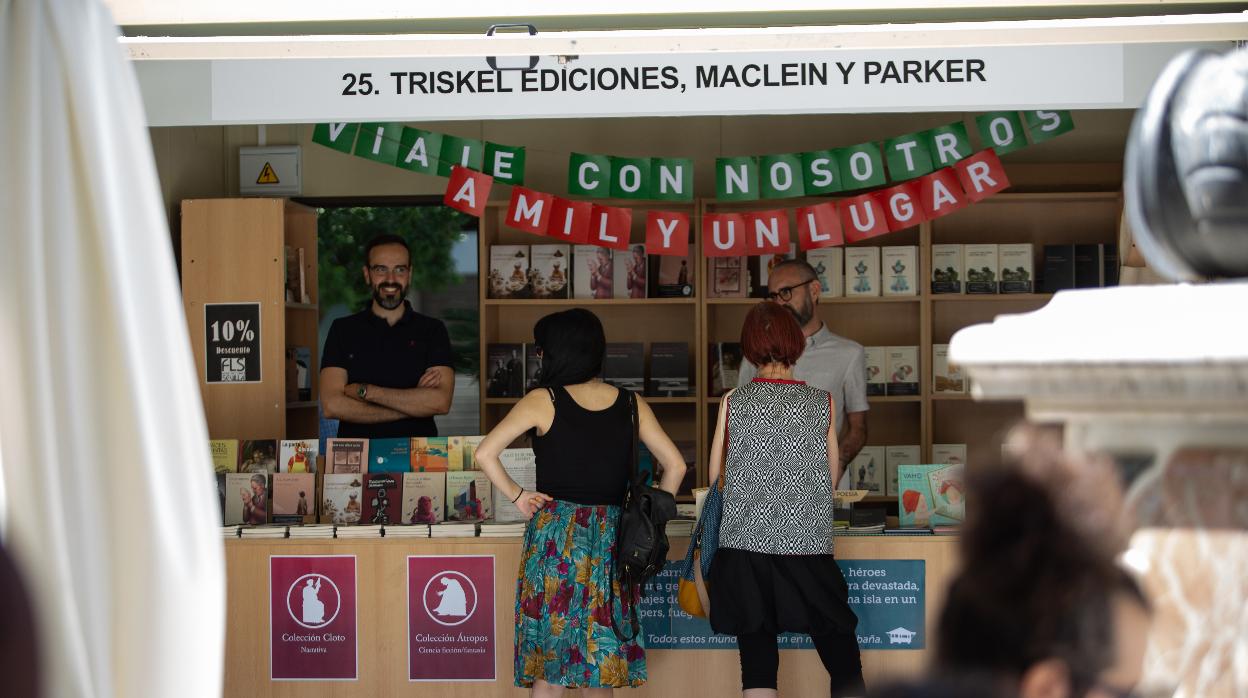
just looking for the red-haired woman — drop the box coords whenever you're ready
[708,302,864,697]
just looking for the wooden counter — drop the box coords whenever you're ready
[225,535,958,696]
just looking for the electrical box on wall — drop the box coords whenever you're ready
[239,146,301,196]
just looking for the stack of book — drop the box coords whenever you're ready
[847,507,887,534]
[431,522,478,538]
[666,518,696,537]
[240,525,288,539]
[287,524,335,539]
[479,522,527,538]
[220,525,240,539]
[335,524,383,539]
[383,524,431,538]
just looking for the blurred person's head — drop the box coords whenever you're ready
[533,308,606,387]
[740,302,805,369]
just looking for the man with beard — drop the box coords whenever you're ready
[320,234,454,438]
[737,259,869,484]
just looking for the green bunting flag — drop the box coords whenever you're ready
[801,150,842,195]
[568,152,611,196]
[608,156,652,199]
[716,157,760,202]
[485,143,526,185]
[1023,110,1076,144]
[650,158,693,202]
[396,127,442,175]
[884,131,936,181]
[312,123,359,154]
[353,123,403,165]
[838,143,886,190]
[760,154,806,200]
[926,122,973,168]
[437,136,484,177]
[975,112,1029,156]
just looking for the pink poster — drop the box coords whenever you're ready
[270,555,357,681]
[407,555,496,681]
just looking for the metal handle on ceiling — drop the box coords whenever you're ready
[485,23,539,71]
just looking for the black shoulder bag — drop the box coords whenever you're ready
[610,391,678,642]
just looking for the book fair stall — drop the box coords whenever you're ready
[122,6,1246,696]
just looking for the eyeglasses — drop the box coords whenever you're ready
[766,278,817,302]
[369,264,410,277]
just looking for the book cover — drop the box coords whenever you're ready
[447,472,493,522]
[749,244,797,298]
[847,446,886,494]
[964,244,999,294]
[886,346,920,396]
[238,439,278,474]
[488,244,531,299]
[1042,244,1076,293]
[864,346,886,396]
[603,342,645,392]
[648,342,691,397]
[932,344,966,394]
[898,463,965,528]
[362,473,402,525]
[493,448,537,523]
[402,472,446,524]
[210,439,239,474]
[574,245,613,299]
[1074,243,1102,288]
[845,246,881,297]
[326,438,367,474]
[226,472,269,525]
[885,445,921,497]
[485,343,525,398]
[321,474,364,525]
[370,437,411,473]
[882,246,918,296]
[410,436,450,472]
[931,443,968,466]
[651,246,695,298]
[999,243,1035,293]
[272,472,315,524]
[460,435,485,471]
[1102,243,1119,287]
[446,436,466,473]
[291,346,312,400]
[708,342,744,397]
[708,256,746,298]
[931,244,963,294]
[805,247,844,298]
[278,439,318,473]
[615,243,648,299]
[524,343,543,392]
[529,244,571,299]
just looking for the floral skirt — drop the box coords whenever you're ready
[514,499,646,688]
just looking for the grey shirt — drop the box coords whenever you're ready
[738,324,870,434]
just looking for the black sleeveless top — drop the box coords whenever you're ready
[531,385,632,505]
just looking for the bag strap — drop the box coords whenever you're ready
[629,390,641,483]
[607,389,644,645]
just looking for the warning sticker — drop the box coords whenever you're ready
[256,162,280,184]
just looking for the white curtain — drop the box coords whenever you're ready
[0,1,225,697]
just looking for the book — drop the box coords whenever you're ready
[999,243,1034,293]
[447,472,493,522]
[384,524,431,538]
[932,344,966,394]
[291,346,312,400]
[1074,243,1102,288]
[603,342,645,391]
[845,246,881,297]
[1102,243,1119,287]
[369,437,411,473]
[321,474,364,525]
[964,244,999,294]
[885,346,919,396]
[284,245,299,302]
[431,522,479,538]
[335,525,383,539]
[885,445,921,497]
[849,506,887,532]
[446,436,466,473]
[279,439,318,473]
[529,244,571,299]
[210,439,239,474]
[460,435,485,471]
[226,472,268,525]
[615,243,648,299]
[574,245,613,299]
[882,246,918,296]
[402,472,447,524]
[410,437,450,472]
[648,342,691,397]
[651,246,695,298]
[931,443,968,466]
[488,245,531,299]
[898,463,965,528]
[749,244,797,297]
[215,473,227,521]
[931,244,963,294]
[362,473,402,525]
[272,472,315,524]
[288,524,335,539]
[325,438,368,474]
[238,439,278,474]
[493,448,538,523]
[847,446,886,495]
[708,256,746,298]
[805,247,844,298]
[864,346,886,396]
[479,522,527,537]
[524,343,543,392]
[240,525,287,539]
[485,343,525,398]
[1042,244,1076,293]
[708,342,744,397]
[297,247,309,303]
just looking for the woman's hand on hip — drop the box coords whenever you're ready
[516,490,554,520]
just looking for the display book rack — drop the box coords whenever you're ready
[479,192,1121,504]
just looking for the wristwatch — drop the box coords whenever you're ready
[357,384,369,400]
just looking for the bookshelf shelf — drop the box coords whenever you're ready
[705,296,920,306]
[286,401,318,409]
[931,294,1054,303]
[931,394,974,401]
[285,302,319,311]
[486,396,697,405]
[484,298,696,306]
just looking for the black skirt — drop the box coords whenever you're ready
[708,547,859,637]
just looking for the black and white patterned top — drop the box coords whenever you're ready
[719,378,836,556]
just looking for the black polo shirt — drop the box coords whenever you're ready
[321,302,454,438]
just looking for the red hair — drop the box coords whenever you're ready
[740,303,805,368]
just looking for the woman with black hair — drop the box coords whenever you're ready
[475,308,688,696]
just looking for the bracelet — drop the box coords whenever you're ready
[511,487,525,504]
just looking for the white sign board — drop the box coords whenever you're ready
[211,45,1124,123]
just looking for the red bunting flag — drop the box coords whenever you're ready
[954,149,1011,202]
[548,197,592,244]
[918,168,969,219]
[589,204,632,250]
[874,181,928,232]
[505,186,553,235]
[703,213,747,257]
[841,193,890,243]
[796,202,844,250]
[443,166,492,217]
[645,211,691,256]
[743,210,791,255]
